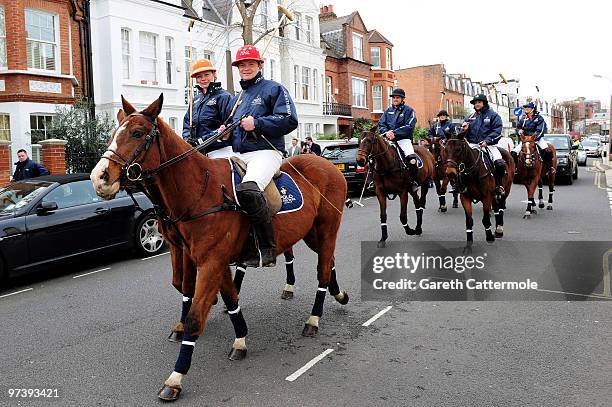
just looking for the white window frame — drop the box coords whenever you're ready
[169,117,178,133]
[0,7,7,69]
[304,123,313,138]
[29,114,54,143]
[312,69,318,102]
[201,50,214,61]
[302,67,310,100]
[371,46,380,68]
[326,76,333,103]
[0,113,10,141]
[121,28,132,80]
[258,0,268,30]
[352,33,363,61]
[387,86,393,108]
[165,36,174,85]
[305,16,313,44]
[139,32,158,83]
[25,9,60,72]
[386,48,391,69]
[351,76,367,108]
[372,85,383,112]
[293,65,300,99]
[294,12,302,41]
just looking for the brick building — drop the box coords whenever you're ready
[0,0,92,173]
[319,5,395,136]
[395,64,465,128]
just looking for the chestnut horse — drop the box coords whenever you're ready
[356,130,435,248]
[91,95,349,401]
[516,135,543,219]
[426,137,459,212]
[444,128,515,243]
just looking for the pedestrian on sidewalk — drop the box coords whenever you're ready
[11,149,49,181]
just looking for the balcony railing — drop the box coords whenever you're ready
[323,102,352,116]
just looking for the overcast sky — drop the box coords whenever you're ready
[325,0,612,108]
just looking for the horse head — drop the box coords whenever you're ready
[444,125,469,181]
[91,94,164,200]
[356,128,380,167]
[520,134,537,167]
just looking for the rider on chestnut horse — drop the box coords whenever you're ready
[462,93,507,199]
[427,110,454,143]
[511,101,551,165]
[378,88,419,189]
[229,45,298,267]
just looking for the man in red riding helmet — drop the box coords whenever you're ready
[229,45,298,267]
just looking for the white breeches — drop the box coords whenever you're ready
[514,139,549,153]
[240,150,283,191]
[396,139,415,155]
[469,143,502,161]
[207,146,238,159]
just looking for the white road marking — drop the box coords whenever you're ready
[141,252,170,260]
[535,288,611,300]
[362,305,393,327]
[0,288,33,299]
[73,267,111,279]
[285,348,334,382]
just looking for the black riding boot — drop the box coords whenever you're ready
[510,150,518,163]
[235,181,277,267]
[493,159,507,199]
[407,154,419,191]
[540,147,552,164]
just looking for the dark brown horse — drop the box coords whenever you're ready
[537,143,557,211]
[516,135,543,218]
[444,129,515,243]
[90,95,349,401]
[424,137,459,212]
[356,130,435,248]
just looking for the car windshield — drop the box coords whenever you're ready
[582,140,599,147]
[0,181,53,212]
[322,145,358,159]
[543,137,570,150]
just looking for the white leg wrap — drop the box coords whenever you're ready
[306,315,320,327]
[165,371,184,387]
[283,283,295,292]
[233,337,247,350]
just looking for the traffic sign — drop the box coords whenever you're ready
[513,107,523,117]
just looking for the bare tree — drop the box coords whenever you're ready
[236,0,263,45]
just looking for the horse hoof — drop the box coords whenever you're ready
[167,331,183,343]
[158,385,182,401]
[228,348,247,361]
[281,290,294,300]
[452,203,459,208]
[377,240,386,248]
[415,228,423,236]
[439,206,447,213]
[523,214,531,219]
[462,245,473,255]
[336,291,349,305]
[547,205,553,210]
[530,209,537,214]
[538,202,545,209]
[495,231,503,238]
[406,228,415,235]
[486,236,495,243]
[302,324,319,337]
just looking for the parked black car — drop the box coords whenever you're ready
[542,134,578,184]
[321,142,368,191]
[0,174,164,284]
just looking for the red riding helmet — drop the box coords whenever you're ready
[232,45,264,67]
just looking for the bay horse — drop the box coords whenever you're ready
[537,143,557,211]
[444,128,515,243]
[90,95,349,401]
[425,136,459,212]
[516,135,543,219]
[356,129,435,248]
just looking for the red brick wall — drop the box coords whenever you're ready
[40,140,67,174]
[0,142,11,185]
[0,0,84,104]
[395,65,447,128]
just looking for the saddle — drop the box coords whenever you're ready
[230,156,282,217]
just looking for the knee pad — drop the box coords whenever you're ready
[236,181,265,209]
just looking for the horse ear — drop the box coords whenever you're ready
[116,108,126,123]
[141,93,164,120]
[121,95,136,115]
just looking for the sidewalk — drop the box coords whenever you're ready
[594,150,612,188]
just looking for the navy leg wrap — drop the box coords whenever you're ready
[234,265,246,293]
[284,252,296,285]
[227,305,248,338]
[328,266,340,296]
[180,296,192,324]
[311,285,327,318]
[174,333,199,374]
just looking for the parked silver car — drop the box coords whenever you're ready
[581,139,602,157]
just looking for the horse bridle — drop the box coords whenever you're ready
[519,138,541,168]
[103,117,161,184]
[445,138,483,176]
[359,133,390,165]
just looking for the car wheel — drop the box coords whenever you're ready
[566,173,573,185]
[135,215,165,257]
[573,164,578,180]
